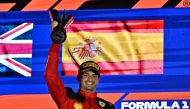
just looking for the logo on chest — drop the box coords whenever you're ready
[99,101,106,108]
[74,102,83,109]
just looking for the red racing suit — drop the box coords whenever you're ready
[45,43,115,109]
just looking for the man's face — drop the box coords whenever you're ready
[80,70,99,92]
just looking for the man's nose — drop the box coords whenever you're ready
[87,76,93,81]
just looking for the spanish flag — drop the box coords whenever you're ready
[62,20,163,75]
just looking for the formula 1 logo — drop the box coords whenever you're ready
[72,37,102,60]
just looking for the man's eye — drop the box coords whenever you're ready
[83,74,88,77]
[93,75,98,78]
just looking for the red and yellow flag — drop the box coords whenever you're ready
[62,20,163,75]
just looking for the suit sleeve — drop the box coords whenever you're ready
[44,43,67,108]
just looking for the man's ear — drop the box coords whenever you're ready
[77,76,81,82]
[97,78,100,84]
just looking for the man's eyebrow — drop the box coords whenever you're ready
[92,73,98,76]
[83,72,88,75]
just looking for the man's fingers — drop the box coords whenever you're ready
[63,15,74,29]
[49,9,59,21]
[49,11,53,21]
[49,10,60,30]
[51,21,58,30]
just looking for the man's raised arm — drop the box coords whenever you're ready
[44,10,74,108]
[44,42,67,108]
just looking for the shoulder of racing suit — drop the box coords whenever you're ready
[66,87,115,109]
[96,97,115,109]
[66,87,85,102]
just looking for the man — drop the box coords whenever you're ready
[44,11,115,109]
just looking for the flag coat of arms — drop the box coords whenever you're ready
[62,20,163,76]
[0,23,33,77]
